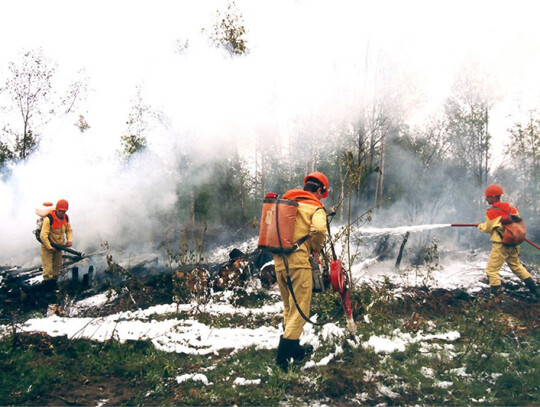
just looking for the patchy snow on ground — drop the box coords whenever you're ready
[362,329,461,355]
[1,300,285,355]
[176,373,212,385]
[68,291,118,316]
[304,345,344,369]
[233,377,261,386]
[3,225,537,374]
[351,248,537,293]
[95,399,108,407]
[377,383,400,398]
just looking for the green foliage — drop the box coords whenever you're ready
[0,336,195,405]
[1,282,539,406]
[3,48,56,160]
[0,135,14,170]
[0,48,88,167]
[120,85,150,159]
[310,289,343,321]
[507,111,540,218]
[206,1,248,56]
[164,223,207,267]
[74,114,90,133]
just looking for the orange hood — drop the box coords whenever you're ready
[486,201,517,221]
[282,189,324,208]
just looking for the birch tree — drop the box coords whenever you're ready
[2,49,56,160]
[509,111,540,216]
[445,66,494,188]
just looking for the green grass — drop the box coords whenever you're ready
[1,283,539,406]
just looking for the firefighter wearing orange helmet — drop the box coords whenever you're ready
[274,172,329,371]
[477,185,538,297]
[39,199,74,290]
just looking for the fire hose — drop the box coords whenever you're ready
[276,201,356,332]
[50,242,86,258]
[451,223,540,251]
[34,231,86,258]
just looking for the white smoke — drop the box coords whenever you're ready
[1,0,540,265]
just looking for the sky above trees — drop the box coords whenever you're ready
[1,0,539,156]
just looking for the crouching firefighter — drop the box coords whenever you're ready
[478,185,538,298]
[39,199,74,291]
[258,172,329,371]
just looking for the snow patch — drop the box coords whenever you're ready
[421,366,435,378]
[304,345,343,369]
[176,373,212,385]
[0,307,283,355]
[363,329,460,354]
[233,377,261,386]
[377,383,400,398]
[435,380,453,388]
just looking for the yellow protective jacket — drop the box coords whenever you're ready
[40,211,73,250]
[273,189,327,272]
[478,201,519,243]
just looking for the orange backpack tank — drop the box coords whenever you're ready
[258,193,300,253]
[491,205,527,246]
[501,214,527,246]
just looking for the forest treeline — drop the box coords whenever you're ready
[0,2,538,234]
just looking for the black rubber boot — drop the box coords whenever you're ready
[523,277,539,298]
[490,285,502,297]
[42,279,59,303]
[42,278,58,291]
[291,340,313,363]
[275,336,295,372]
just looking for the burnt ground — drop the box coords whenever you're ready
[2,258,538,324]
[0,247,275,322]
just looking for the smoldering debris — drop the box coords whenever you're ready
[0,247,276,321]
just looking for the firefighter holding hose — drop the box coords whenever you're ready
[40,199,73,291]
[478,185,538,298]
[273,172,328,371]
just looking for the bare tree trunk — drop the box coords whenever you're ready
[377,131,386,206]
[261,152,266,197]
[339,159,345,222]
[190,186,195,223]
[531,117,539,216]
[374,127,386,207]
[484,108,489,186]
[254,143,259,200]
[22,120,28,159]
[238,168,246,220]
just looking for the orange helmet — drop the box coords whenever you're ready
[484,184,504,197]
[304,172,329,198]
[56,199,69,211]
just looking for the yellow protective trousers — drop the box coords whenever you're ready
[41,246,63,280]
[276,266,312,340]
[485,243,531,286]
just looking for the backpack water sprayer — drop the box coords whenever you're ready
[258,192,356,332]
[33,201,86,258]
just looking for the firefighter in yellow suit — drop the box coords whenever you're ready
[273,172,328,371]
[478,185,537,297]
[40,199,73,290]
